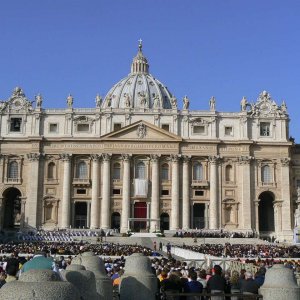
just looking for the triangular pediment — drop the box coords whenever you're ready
[101,120,182,141]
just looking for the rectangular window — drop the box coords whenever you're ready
[161,189,169,196]
[77,124,90,132]
[77,189,86,195]
[10,118,22,132]
[49,123,58,133]
[195,190,204,196]
[162,124,170,132]
[225,126,233,136]
[113,189,121,195]
[193,125,205,134]
[260,122,270,136]
[114,123,122,131]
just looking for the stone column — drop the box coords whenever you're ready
[0,197,3,231]
[60,154,72,228]
[182,156,190,230]
[90,155,100,229]
[86,202,91,228]
[254,200,260,233]
[26,153,42,228]
[205,203,209,228]
[101,154,111,229]
[121,154,131,233]
[280,158,292,234]
[238,156,252,230]
[171,155,180,230]
[209,156,219,229]
[150,154,160,232]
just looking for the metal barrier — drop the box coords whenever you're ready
[163,291,263,299]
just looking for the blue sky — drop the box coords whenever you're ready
[1,1,299,141]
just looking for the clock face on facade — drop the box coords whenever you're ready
[260,102,271,114]
[11,99,22,110]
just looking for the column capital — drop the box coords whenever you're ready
[237,155,254,165]
[280,157,291,167]
[101,153,112,161]
[150,154,160,163]
[209,155,221,164]
[122,154,132,161]
[90,154,100,161]
[27,152,43,161]
[59,153,72,161]
[182,155,191,163]
[170,154,180,162]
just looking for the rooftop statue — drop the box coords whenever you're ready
[67,94,73,108]
[95,94,102,108]
[183,95,189,110]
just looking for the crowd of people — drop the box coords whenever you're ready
[17,229,111,243]
[180,243,300,258]
[174,229,257,239]
[0,241,158,256]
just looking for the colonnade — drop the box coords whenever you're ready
[59,153,221,232]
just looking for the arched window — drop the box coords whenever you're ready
[47,162,55,179]
[193,162,203,180]
[113,162,121,180]
[136,162,146,179]
[77,161,87,179]
[8,161,18,179]
[262,165,272,183]
[161,163,169,180]
[225,165,233,182]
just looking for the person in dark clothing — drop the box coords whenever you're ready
[206,265,227,299]
[161,272,183,299]
[184,271,203,299]
[240,272,260,294]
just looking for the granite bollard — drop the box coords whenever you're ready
[0,269,81,300]
[259,264,300,300]
[61,264,99,300]
[71,251,113,300]
[119,253,158,300]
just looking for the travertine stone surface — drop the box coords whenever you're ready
[120,253,158,300]
[71,251,113,300]
[259,264,300,300]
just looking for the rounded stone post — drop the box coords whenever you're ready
[120,253,158,300]
[71,251,113,300]
[259,264,300,300]
[0,269,81,300]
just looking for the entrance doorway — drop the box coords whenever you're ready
[74,202,87,228]
[3,188,22,229]
[160,213,169,231]
[259,192,275,232]
[133,202,147,231]
[193,203,205,229]
[111,212,120,230]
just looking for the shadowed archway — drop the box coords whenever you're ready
[259,191,275,232]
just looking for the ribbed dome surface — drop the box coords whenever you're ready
[102,41,175,109]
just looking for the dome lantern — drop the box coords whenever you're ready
[130,39,149,74]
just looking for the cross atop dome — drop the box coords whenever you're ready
[138,38,143,51]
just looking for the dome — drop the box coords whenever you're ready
[102,41,176,110]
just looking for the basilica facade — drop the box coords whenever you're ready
[0,42,298,240]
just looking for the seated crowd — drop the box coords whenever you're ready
[180,243,300,258]
[17,229,110,242]
[174,229,257,239]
